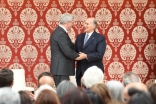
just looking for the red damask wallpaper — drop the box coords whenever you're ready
[0,0,156,89]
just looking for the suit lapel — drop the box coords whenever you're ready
[82,32,96,49]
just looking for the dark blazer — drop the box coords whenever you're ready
[75,31,106,79]
[50,26,78,76]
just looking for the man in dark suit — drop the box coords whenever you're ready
[75,17,106,86]
[50,13,83,87]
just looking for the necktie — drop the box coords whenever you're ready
[84,34,89,45]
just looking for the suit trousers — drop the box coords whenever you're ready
[53,75,69,87]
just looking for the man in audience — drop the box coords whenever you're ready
[28,72,55,100]
[122,71,141,86]
[0,68,14,88]
[122,82,148,103]
[83,66,104,92]
[0,87,20,104]
[37,72,55,88]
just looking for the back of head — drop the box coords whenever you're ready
[123,82,148,103]
[122,71,141,86]
[90,83,112,104]
[128,88,154,104]
[19,91,32,104]
[38,76,55,88]
[0,87,20,104]
[87,92,104,104]
[106,80,124,102]
[38,72,53,82]
[60,13,74,24]
[56,80,76,100]
[34,89,60,104]
[83,66,104,88]
[61,87,91,104]
[34,84,56,100]
[148,83,156,104]
[0,68,13,87]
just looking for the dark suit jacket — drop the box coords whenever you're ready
[75,31,106,78]
[50,26,79,76]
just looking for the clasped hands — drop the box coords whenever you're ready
[75,52,87,60]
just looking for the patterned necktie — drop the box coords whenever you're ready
[84,34,89,45]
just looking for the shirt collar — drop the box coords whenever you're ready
[86,31,94,38]
[59,25,68,33]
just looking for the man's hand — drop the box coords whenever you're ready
[75,52,87,60]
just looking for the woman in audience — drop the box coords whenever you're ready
[106,80,124,102]
[90,83,112,104]
[34,89,60,104]
[148,83,156,104]
[128,88,155,104]
[61,87,91,104]
[19,91,32,104]
[56,80,76,100]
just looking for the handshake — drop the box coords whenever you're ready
[75,52,87,60]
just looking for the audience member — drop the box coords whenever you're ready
[0,67,13,87]
[61,87,91,104]
[106,80,124,102]
[83,66,104,91]
[34,89,60,104]
[122,71,141,86]
[90,83,112,104]
[148,83,156,104]
[128,88,154,104]
[56,80,76,100]
[37,72,55,88]
[122,82,148,103]
[28,72,55,100]
[0,87,20,104]
[19,91,32,104]
[87,92,104,104]
[34,84,56,100]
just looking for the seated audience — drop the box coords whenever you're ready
[83,66,104,92]
[0,67,13,88]
[56,80,76,100]
[122,82,148,103]
[61,87,91,104]
[34,89,60,104]
[128,88,154,104]
[106,80,124,102]
[34,84,56,100]
[0,87,20,104]
[87,92,104,104]
[148,83,156,104]
[90,83,112,104]
[122,71,141,86]
[19,91,32,104]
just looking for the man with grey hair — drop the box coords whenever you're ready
[122,71,141,86]
[75,17,106,86]
[50,13,84,86]
[83,66,104,91]
[0,87,20,104]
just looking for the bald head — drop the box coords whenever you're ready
[122,82,148,103]
[38,76,55,88]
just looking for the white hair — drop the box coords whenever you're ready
[60,13,74,24]
[34,84,56,100]
[106,80,124,102]
[122,72,141,86]
[0,87,20,104]
[83,66,104,88]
